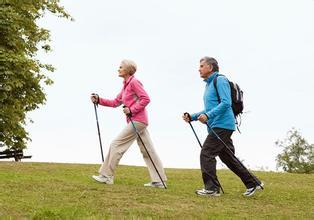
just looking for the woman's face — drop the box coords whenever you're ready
[118,63,130,78]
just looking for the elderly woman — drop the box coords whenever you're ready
[91,59,167,188]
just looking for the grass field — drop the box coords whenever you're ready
[0,162,313,219]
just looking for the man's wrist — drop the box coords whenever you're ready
[204,113,209,120]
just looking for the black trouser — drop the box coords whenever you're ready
[200,128,260,191]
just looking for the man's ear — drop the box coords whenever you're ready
[208,64,213,72]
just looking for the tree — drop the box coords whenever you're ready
[276,128,314,174]
[0,0,72,150]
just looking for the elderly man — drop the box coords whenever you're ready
[183,57,263,197]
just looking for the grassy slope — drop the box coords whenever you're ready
[0,162,313,219]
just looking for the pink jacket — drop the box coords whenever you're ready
[99,75,150,125]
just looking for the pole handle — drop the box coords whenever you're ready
[184,112,192,121]
[123,105,132,117]
[91,93,99,106]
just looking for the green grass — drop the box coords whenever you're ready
[0,162,313,219]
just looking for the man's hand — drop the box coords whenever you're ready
[91,93,99,104]
[123,107,131,116]
[182,112,191,123]
[197,114,208,123]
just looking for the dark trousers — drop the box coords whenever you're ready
[200,128,260,191]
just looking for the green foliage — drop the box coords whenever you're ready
[0,0,72,150]
[276,128,314,174]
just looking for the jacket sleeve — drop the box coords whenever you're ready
[99,90,123,108]
[190,110,205,121]
[129,79,150,114]
[205,76,232,120]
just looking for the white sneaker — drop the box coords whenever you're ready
[144,182,167,189]
[243,182,264,197]
[92,175,114,184]
[195,188,221,197]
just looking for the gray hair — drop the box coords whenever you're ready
[121,59,137,75]
[200,56,219,72]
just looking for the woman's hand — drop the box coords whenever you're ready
[91,93,99,104]
[123,106,131,116]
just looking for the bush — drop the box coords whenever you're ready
[276,128,314,174]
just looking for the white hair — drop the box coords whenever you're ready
[121,59,137,75]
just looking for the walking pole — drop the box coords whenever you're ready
[125,106,167,189]
[184,113,224,194]
[93,102,104,162]
[205,123,263,190]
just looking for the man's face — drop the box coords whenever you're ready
[199,60,213,79]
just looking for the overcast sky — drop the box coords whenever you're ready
[22,0,314,171]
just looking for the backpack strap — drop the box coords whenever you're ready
[214,74,241,133]
[213,74,221,103]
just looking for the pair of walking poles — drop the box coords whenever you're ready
[184,113,263,192]
[93,102,167,189]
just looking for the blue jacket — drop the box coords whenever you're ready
[191,71,236,131]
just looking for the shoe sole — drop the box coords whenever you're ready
[195,192,221,197]
[244,186,263,197]
[144,185,166,189]
[243,190,257,197]
[92,176,113,184]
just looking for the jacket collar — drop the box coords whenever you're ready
[204,71,219,84]
[123,75,135,88]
